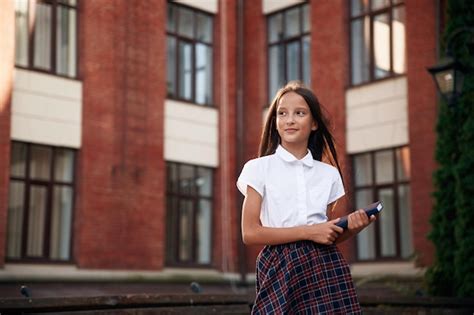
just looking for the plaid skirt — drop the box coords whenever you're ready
[252,241,361,315]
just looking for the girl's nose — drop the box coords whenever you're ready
[286,114,296,124]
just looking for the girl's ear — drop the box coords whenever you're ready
[311,120,318,131]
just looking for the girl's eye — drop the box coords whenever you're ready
[297,111,306,116]
[277,111,286,116]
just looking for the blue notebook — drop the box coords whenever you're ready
[335,201,383,229]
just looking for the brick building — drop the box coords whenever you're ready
[0,0,441,284]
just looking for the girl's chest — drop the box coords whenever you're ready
[264,167,331,210]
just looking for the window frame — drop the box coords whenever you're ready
[7,141,77,263]
[14,0,80,79]
[266,2,311,103]
[165,162,214,268]
[349,0,405,86]
[352,146,411,262]
[166,1,215,106]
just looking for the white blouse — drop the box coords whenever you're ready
[237,145,345,228]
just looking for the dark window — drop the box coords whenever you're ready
[14,0,78,78]
[167,3,214,106]
[267,3,311,101]
[352,146,412,261]
[7,142,76,262]
[166,162,213,266]
[350,0,405,85]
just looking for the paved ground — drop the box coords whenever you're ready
[0,282,252,299]
[2,281,473,314]
[0,279,421,299]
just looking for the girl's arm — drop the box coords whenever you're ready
[241,186,344,246]
[330,204,377,244]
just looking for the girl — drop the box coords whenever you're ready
[237,81,376,314]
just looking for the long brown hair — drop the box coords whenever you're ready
[259,81,344,181]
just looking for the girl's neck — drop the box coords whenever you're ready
[281,143,308,160]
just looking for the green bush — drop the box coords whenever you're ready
[426,0,474,297]
[426,95,457,297]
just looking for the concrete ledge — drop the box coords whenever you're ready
[350,261,425,278]
[1,293,473,315]
[0,294,250,314]
[2,262,425,283]
[0,264,241,283]
[359,295,474,308]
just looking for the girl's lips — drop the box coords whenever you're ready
[285,128,298,132]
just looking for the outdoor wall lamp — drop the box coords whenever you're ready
[427,27,474,107]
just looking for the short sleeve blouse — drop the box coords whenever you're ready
[237,145,345,228]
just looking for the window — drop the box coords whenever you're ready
[267,3,311,101]
[166,162,213,266]
[7,142,76,262]
[14,0,78,78]
[350,0,405,85]
[167,3,214,105]
[352,146,412,261]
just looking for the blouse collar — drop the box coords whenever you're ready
[276,145,314,167]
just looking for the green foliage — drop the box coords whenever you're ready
[426,95,458,297]
[451,0,474,298]
[426,0,474,297]
[454,76,474,297]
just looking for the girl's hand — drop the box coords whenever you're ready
[347,209,376,234]
[305,219,344,245]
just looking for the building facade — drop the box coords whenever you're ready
[0,0,441,282]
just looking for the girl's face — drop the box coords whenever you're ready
[276,92,317,149]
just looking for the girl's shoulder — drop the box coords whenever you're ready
[243,154,274,166]
[312,160,340,177]
[241,154,274,174]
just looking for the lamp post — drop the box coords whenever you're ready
[427,27,474,106]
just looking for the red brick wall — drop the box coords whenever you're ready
[312,0,355,262]
[0,1,14,267]
[76,0,166,269]
[214,0,241,273]
[242,0,266,272]
[406,0,437,267]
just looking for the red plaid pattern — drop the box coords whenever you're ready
[252,241,361,314]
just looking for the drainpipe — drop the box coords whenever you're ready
[236,0,247,285]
